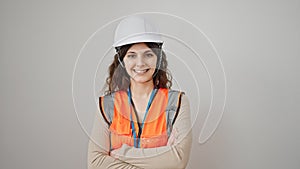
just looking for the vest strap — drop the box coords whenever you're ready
[172,92,184,125]
[99,97,110,126]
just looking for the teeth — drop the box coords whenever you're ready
[134,69,148,73]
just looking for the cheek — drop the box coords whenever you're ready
[124,65,132,73]
[123,60,132,69]
[148,58,158,68]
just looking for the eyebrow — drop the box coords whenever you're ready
[144,50,153,53]
[127,50,153,54]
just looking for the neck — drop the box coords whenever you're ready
[130,80,154,99]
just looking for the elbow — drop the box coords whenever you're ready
[162,146,191,169]
[88,151,110,169]
[169,133,192,169]
[168,158,188,169]
[87,151,100,169]
[173,152,190,169]
[87,141,108,169]
[163,158,188,169]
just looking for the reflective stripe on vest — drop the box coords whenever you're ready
[99,88,184,150]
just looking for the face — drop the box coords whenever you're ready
[123,43,157,84]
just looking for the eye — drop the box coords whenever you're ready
[126,54,136,58]
[145,53,154,57]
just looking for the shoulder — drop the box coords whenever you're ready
[166,89,187,104]
[173,93,191,127]
[168,89,190,114]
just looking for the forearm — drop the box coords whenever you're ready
[114,131,192,169]
[88,140,141,169]
[88,111,141,169]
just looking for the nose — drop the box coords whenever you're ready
[136,55,145,67]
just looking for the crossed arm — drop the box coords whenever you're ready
[88,95,192,169]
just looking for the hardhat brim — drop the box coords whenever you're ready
[113,33,163,47]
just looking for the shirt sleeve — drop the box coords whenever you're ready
[111,94,193,169]
[87,109,141,169]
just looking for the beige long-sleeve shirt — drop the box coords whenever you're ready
[88,94,192,169]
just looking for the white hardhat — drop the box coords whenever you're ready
[113,15,163,48]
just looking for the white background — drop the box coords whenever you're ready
[1,0,299,169]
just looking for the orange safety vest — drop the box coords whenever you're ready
[99,88,184,150]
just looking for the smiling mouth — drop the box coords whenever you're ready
[133,68,150,74]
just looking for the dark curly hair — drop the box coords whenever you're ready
[104,42,172,94]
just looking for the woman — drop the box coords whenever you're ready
[88,15,192,169]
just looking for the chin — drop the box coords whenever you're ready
[131,77,153,84]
